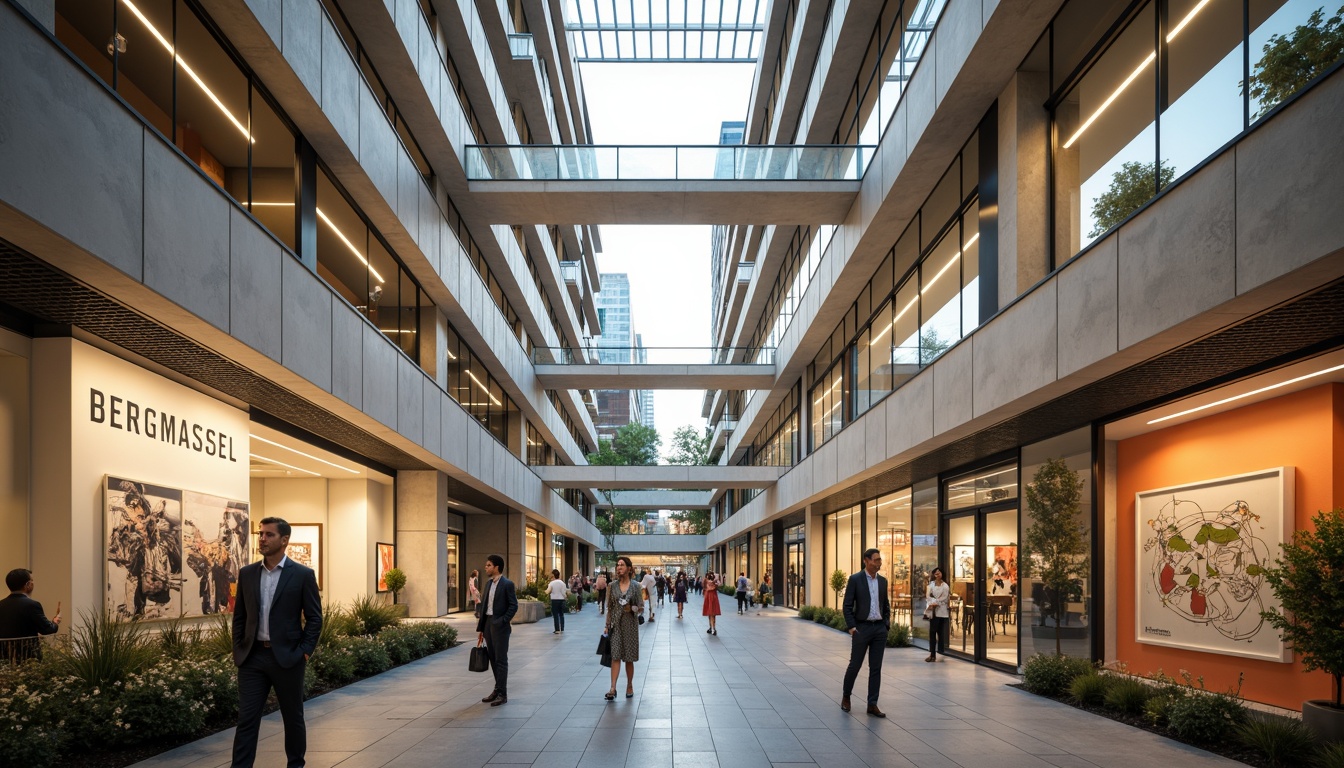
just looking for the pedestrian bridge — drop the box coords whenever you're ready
[464,144,868,224]
[532,465,783,489]
[533,346,776,389]
[604,534,708,554]
[592,491,714,509]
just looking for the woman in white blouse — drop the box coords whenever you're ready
[925,567,951,662]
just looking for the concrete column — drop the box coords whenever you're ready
[997,70,1051,307]
[465,510,526,585]
[806,504,824,608]
[29,339,73,630]
[396,470,449,617]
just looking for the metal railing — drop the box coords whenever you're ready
[1,634,66,664]
[465,144,873,181]
[532,346,775,365]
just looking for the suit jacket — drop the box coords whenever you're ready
[842,570,891,630]
[0,594,59,661]
[232,557,322,668]
[475,576,518,633]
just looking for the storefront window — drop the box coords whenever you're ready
[784,523,806,608]
[551,534,564,574]
[757,529,774,603]
[943,462,1021,668]
[945,462,1019,510]
[823,505,862,609]
[525,525,541,584]
[910,479,939,648]
[727,535,750,587]
[870,489,913,628]
[1021,427,1093,659]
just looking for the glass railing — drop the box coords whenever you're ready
[508,32,535,58]
[465,145,874,181]
[532,346,776,365]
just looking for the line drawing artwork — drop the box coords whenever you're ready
[1142,497,1271,644]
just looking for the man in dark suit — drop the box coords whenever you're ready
[841,548,890,717]
[476,554,518,706]
[231,517,322,768]
[0,568,61,661]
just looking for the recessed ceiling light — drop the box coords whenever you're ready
[1147,362,1344,425]
[249,453,319,477]
[250,434,361,474]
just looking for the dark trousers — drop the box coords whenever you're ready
[928,616,949,657]
[484,620,510,696]
[842,622,887,705]
[736,591,748,612]
[551,599,566,631]
[232,645,306,768]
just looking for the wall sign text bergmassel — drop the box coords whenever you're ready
[89,388,238,462]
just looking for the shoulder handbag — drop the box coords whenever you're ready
[468,641,490,673]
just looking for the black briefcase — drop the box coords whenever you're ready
[469,644,490,672]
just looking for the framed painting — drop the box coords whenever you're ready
[1135,467,1293,662]
[181,491,249,616]
[284,523,323,590]
[377,542,396,592]
[105,476,184,621]
[953,545,975,581]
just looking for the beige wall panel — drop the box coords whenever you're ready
[143,141,231,332]
[359,86,399,209]
[281,0,322,97]
[321,20,361,152]
[972,279,1057,416]
[1235,72,1344,292]
[934,0,982,104]
[330,302,365,408]
[281,255,334,391]
[1117,153,1236,350]
[1056,236,1119,378]
[931,339,973,435]
[885,366,935,457]
[229,209,285,362]
[397,355,425,447]
[0,3,144,279]
[361,324,400,428]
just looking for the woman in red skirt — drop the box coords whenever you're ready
[702,571,722,635]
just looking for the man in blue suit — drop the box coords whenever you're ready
[231,517,322,768]
[841,548,890,717]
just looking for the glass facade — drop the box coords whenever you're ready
[784,523,806,608]
[822,505,862,609]
[757,529,774,603]
[525,525,542,584]
[942,461,1020,668]
[1053,0,1343,256]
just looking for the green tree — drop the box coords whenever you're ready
[666,425,713,534]
[830,569,848,609]
[919,328,952,364]
[587,423,662,556]
[1020,458,1090,656]
[1246,5,1344,119]
[666,425,711,466]
[1088,160,1176,238]
[1261,509,1344,710]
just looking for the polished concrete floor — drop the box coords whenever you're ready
[131,593,1239,768]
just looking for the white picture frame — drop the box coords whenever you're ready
[1135,467,1293,662]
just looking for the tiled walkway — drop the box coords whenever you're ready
[132,594,1239,768]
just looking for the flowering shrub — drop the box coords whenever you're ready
[311,640,358,685]
[378,625,431,664]
[344,635,393,677]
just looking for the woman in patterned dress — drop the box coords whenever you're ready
[605,555,643,700]
[702,571,722,635]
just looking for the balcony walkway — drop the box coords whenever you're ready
[464,145,866,224]
[534,465,783,489]
[534,363,776,389]
[131,594,1238,768]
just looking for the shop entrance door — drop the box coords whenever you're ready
[446,534,461,613]
[786,541,805,608]
[944,505,1019,669]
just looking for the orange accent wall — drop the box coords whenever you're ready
[1116,383,1342,710]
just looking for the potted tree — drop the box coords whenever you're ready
[830,569,847,609]
[1020,458,1090,655]
[384,567,409,618]
[1261,508,1344,744]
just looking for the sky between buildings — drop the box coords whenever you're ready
[580,62,756,452]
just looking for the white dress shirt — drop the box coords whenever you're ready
[257,555,289,642]
[486,575,499,616]
[864,571,882,621]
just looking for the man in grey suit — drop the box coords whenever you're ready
[476,554,518,706]
[231,517,322,768]
[841,547,890,717]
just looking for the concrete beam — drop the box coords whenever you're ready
[534,363,776,389]
[593,490,715,509]
[534,465,784,489]
[465,181,860,224]
[606,534,708,554]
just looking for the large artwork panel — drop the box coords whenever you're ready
[105,476,184,620]
[1135,467,1293,662]
[182,491,250,616]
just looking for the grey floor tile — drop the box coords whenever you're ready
[125,600,1241,768]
